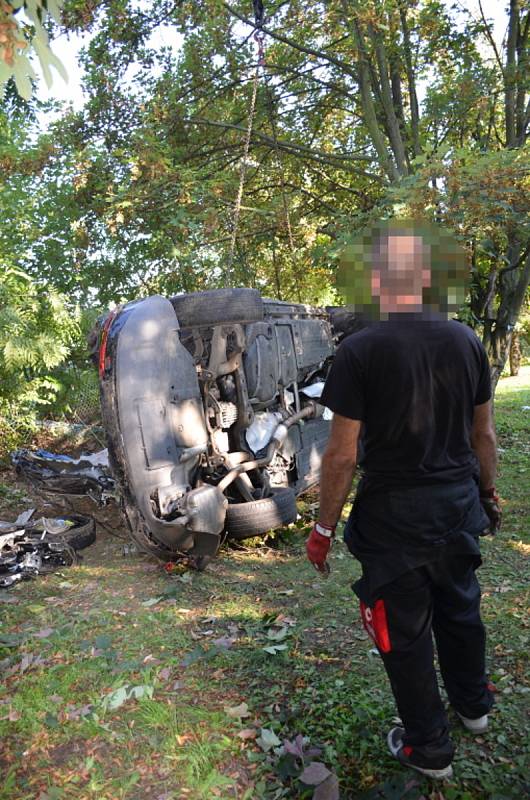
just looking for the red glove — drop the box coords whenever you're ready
[306,523,335,575]
[480,487,502,535]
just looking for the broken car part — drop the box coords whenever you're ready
[11,448,115,504]
[0,513,95,588]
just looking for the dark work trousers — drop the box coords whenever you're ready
[369,553,494,749]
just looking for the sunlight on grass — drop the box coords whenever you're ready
[507,539,530,556]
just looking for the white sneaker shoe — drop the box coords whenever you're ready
[457,712,488,734]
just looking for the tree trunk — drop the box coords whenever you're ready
[486,247,530,392]
[488,323,513,392]
[509,331,521,376]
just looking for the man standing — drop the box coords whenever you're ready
[306,223,501,780]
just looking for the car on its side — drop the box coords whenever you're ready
[97,288,353,565]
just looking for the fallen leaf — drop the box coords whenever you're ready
[142,597,162,607]
[8,709,21,721]
[224,702,250,719]
[158,667,171,681]
[102,685,128,710]
[95,634,112,650]
[276,615,296,626]
[19,653,45,673]
[256,728,282,752]
[180,645,220,667]
[34,628,55,639]
[299,762,331,786]
[263,644,288,655]
[129,684,154,700]
[65,704,93,720]
[267,626,289,641]
[212,636,236,649]
[313,773,340,800]
[237,728,258,740]
[283,734,305,759]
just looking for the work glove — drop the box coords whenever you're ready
[480,488,502,535]
[306,523,335,576]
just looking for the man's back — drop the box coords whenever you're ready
[322,315,491,486]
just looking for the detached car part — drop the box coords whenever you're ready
[12,448,115,505]
[97,288,338,561]
[0,513,95,588]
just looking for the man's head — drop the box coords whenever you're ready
[371,231,432,313]
[337,219,467,320]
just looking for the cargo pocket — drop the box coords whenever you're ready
[360,599,392,653]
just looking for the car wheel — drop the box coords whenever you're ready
[26,514,96,550]
[170,288,263,328]
[225,488,297,540]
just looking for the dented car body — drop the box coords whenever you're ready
[98,289,341,562]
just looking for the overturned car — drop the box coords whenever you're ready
[97,289,345,563]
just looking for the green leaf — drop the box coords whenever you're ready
[102,685,128,710]
[262,644,288,655]
[128,684,154,700]
[256,728,282,752]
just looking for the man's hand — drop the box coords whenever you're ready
[306,523,334,575]
[480,488,502,535]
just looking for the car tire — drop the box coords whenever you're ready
[26,514,96,550]
[225,488,298,540]
[170,288,263,329]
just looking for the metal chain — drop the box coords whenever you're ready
[226,32,265,285]
[264,76,295,254]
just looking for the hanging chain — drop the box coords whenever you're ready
[264,77,295,254]
[226,31,265,285]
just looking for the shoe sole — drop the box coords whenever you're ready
[387,731,454,780]
[456,713,488,734]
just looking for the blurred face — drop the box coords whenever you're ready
[371,235,431,313]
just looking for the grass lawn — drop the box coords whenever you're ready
[0,368,529,800]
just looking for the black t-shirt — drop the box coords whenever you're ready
[321,314,491,487]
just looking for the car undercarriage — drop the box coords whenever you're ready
[97,288,350,563]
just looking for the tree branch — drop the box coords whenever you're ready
[398,0,421,158]
[349,13,399,182]
[505,0,519,147]
[367,22,408,175]
[186,117,378,173]
[222,2,358,81]
[477,0,506,75]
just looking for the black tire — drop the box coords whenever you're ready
[26,514,96,551]
[170,288,263,329]
[225,488,298,541]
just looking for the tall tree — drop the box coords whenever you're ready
[7,0,530,384]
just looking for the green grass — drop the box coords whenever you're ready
[0,368,529,799]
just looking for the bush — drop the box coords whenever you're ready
[0,267,80,438]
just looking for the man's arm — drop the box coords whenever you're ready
[470,400,497,490]
[306,414,360,574]
[470,400,501,534]
[319,413,361,527]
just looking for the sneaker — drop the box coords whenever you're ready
[387,727,454,780]
[456,712,488,734]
